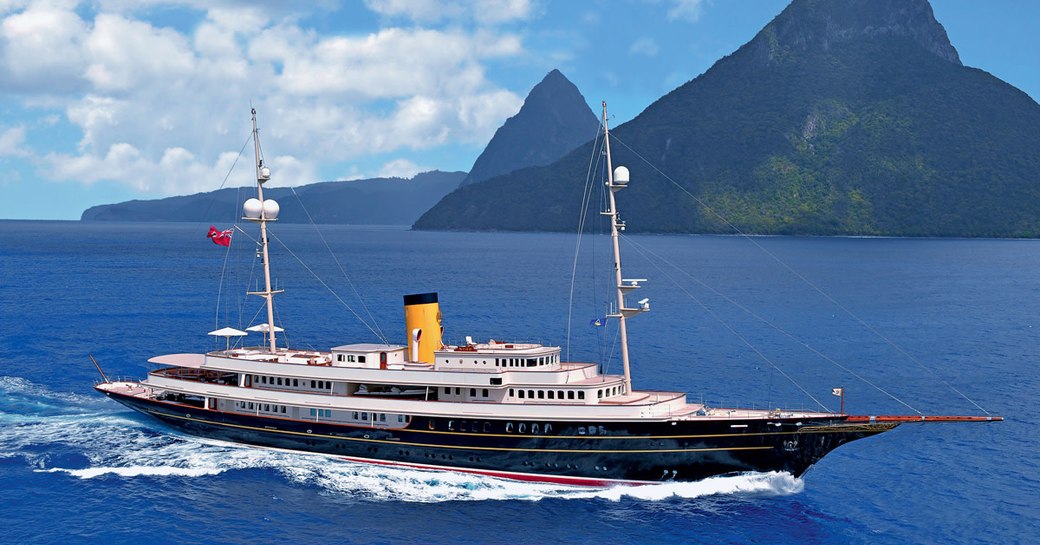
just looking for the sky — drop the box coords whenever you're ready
[0,0,1037,220]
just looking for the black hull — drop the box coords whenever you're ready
[100,388,896,485]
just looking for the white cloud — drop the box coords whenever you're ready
[365,0,532,25]
[0,125,28,157]
[0,1,526,198]
[668,0,704,23]
[377,158,423,179]
[0,3,88,92]
[630,37,659,57]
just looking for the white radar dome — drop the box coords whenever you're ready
[259,166,271,182]
[613,166,630,185]
[262,199,280,220]
[243,198,263,219]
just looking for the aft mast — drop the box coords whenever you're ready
[244,108,283,353]
[601,101,648,394]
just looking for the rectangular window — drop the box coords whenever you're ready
[469,388,476,398]
[558,390,565,399]
[293,379,299,387]
[455,388,461,395]
[361,412,368,421]
[398,414,405,422]
[509,388,515,396]
[578,391,585,400]
[358,356,366,363]
[310,408,316,416]
[277,377,283,386]
[528,390,534,399]
[444,387,450,394]
[482,389,489,397]
[353,411,359,419]
[518,390,525,399]
[490,378,502,385]
[311,380,316,388]
[537,390,544,399]
[379,413,386,421]
[597,390,603,399]
[547,391,554,399]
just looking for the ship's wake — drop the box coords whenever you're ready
[1,376,803,503]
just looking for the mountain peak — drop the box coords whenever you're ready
[460,69,599,187]
[753,0,960,65]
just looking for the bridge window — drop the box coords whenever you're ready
[470,388,476,397]
[568,391,575,400]
[518,390,525,399]
[578,391,585,400]
[482,389,489,397]
[537,391,544,399]
[547,391,554,399]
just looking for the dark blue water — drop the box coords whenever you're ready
[1,221,1035,544]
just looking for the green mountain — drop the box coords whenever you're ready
[81,171,464,224]
[461,69,599,187]
[415,0,1040,236]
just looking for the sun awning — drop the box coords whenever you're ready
[208,327,248,337]
[246,324,284,333]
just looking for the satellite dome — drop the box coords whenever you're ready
[243,198,262,219]
[262,199,280,220]
[613,166,630,185]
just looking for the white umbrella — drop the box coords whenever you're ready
[209,327,248,350]
[247,323,285,349]
[246,324,285,333]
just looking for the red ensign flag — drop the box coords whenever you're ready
[207,225,233,247]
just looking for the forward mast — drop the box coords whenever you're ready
[244,108,283,353]
[600,101,649,394]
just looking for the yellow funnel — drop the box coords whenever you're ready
[403,292,442,364]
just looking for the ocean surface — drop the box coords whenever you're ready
[0,221,1036,545]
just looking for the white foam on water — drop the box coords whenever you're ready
[5,377,804,503]
[40,465,224,479]
[0,376,103,408]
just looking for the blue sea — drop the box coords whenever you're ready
[1,221,1036,544]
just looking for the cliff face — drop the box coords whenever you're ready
[415,0,1040,237]
[460,69,599,187]
[747,0,961,66]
